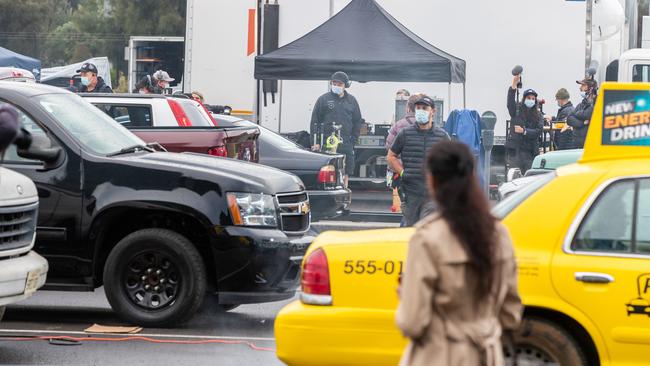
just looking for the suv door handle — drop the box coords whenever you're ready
[575,272,615,283]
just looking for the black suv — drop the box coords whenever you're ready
[0,82,312,326]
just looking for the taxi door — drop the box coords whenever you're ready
[551,177,650,364]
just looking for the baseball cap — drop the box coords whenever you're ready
[523,88,538,98]
[576,77,597,87]
[76,62,98,74]
[414,95,435,108]
[153,70,175,82]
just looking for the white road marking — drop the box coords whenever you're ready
[0,328,275,342]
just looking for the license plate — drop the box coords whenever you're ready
[24,270,41,295]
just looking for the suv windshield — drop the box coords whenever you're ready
[37,93,145,155]
[492,172,556,219]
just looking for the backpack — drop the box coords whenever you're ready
[444,109,482,156]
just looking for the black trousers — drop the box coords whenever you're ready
[507,148,536,174]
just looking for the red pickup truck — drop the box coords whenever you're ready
[83,94,259,162]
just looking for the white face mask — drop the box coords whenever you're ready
[524,99,536,108]
[331,85,344,95]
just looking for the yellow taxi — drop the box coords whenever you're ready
[275,83,650,366]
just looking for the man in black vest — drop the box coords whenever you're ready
[310,71,363,187]
[387,96,450,226]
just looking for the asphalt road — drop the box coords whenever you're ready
[0,287,293,366]
[0,203,399,366]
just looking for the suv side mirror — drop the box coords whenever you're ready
[17,133,62,164]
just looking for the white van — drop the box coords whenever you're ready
[0,166,48,321]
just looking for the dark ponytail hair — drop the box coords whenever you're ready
[426,141,497,299]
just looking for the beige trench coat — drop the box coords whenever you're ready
[396,214,522,366]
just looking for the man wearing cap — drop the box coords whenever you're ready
[76,63,112,93]
[545,88,575,150]
[152,70,175,94]
[506,74,543,173]
[310,71,363,187]
[387,95,450,227]
[567,77,597,148]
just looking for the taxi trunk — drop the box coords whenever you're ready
[275,229,412,366]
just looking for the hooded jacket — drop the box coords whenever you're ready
[506,87,543,152]
[79,76,113,93]
[567,97,594,148]
[554,101,575,150]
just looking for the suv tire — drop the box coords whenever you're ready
[509,316,588,365]
[104,229,206,327]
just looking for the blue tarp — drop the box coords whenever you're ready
[0,47,41,80]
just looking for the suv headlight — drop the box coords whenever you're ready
[227,192,278,227]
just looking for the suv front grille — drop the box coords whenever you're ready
[276,192,310,234]
[0,202,38,252]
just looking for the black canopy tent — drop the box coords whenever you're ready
[254,0,467,108]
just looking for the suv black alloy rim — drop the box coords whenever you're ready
[124,251,180,310]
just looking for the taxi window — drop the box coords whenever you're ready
[573,180,634,253]
[492,173,555,220]
[635,180,650,254]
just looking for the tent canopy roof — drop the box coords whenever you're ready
[0,47,41,78]
[254,0,466,83]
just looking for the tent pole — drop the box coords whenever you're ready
[442,82,451,119]
[278,80,284,133]
[463,82,466,109]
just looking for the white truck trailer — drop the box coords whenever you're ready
[184,0,634,133]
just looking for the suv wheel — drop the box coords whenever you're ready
[104,229,206,327]
[507,317,588,365]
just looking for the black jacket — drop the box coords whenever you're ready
[310,91,363,144]
[79,77,113,93]
[567,97,594,148]
[554,101,575,150]
[390,125,450,197]
[506,87,543,152]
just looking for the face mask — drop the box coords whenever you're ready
[524,99,536,108]
[414,109,430,124]
[331,85,344,95]
[139,89,147,94]
[80,76,90,86]
[580,91,588,99]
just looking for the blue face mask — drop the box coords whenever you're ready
[580,91,588,99]
[415,109,430,124]
[80,76,90,86]
[331,85,344,95]
[524,99,536,108]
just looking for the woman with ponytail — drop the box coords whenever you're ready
[396,141,522,366]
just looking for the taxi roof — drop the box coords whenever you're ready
[580,82,650,164]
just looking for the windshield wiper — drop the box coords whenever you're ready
[106,144,155,157]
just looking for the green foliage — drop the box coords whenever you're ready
[0,0,186,87]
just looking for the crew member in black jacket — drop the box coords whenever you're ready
[310,71,363,187]
[506,75,543,173]
[545,88,575,150]
[567,77,597,148]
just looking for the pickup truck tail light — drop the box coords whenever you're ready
[207,146,228,157]
[300,248,332,305]
[318,165,337,186]
[167,99,192,126]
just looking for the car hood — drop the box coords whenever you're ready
[121,152,305,194]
